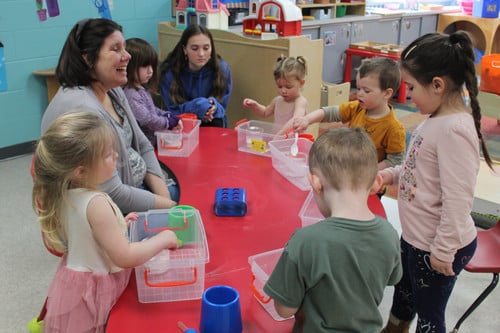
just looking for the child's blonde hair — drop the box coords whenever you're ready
[309,127,377,191]
[32,111,117,253]
[273,55,307,82]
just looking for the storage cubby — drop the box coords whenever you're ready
[437,13,500,57]
[297,1,366,20]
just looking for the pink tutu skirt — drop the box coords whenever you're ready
[44,256,131,333]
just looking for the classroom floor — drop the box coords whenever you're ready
[1,154,498,333]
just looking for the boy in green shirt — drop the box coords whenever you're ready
[264,127,402,333]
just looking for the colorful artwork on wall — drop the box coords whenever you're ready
[35,0,59,21]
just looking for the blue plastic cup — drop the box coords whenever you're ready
[199,285,242,333]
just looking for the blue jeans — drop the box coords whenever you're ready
[391,238,477,333]
[167,182,180,203]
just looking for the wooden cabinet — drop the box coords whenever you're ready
[158,22,323,130]
[297,1,366,20]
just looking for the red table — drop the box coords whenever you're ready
[106,127,386,333]
[344,47,407,104]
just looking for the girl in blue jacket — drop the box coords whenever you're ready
[160,24,232,128]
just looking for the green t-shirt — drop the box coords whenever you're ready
[264,216,402,333]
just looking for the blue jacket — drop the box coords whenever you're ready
[160,59,232,122]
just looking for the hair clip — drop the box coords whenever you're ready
[403,44,418,60]
[75,18,91,43]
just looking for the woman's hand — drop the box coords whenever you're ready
[203,99,216,122]
[430,254,455,276]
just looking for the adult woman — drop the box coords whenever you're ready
[159,24,232,128]
[41,18,177,214]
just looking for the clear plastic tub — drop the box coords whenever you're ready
[129,208,209,303]
[156,118,201,157]
[268,138,312,191]
[298,190,323,227]
[235,120,285,157]
[248,248,293,321]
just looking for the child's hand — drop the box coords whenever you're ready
[292,116,309,132]
[158,230,180,250]
[243,98,257,109]
[174,119,183,131]
[430,254,455,276]
[378,170,393,186]
[125,212,138,227]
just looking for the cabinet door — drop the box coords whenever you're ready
[400,17,421,46]
[320,23,351,83]
[420,15,438,36]
[351,19,400,44]
[302,26,320,40]
[351,20,379,43]
[373,19,400,44]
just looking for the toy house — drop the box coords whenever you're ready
[243,0,302,37]
[176,0,230,30]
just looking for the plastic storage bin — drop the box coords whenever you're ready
[248,248,293,321]
[269,138,313,191]
[156,118,201,157]
[129,207,209,303]
[235,120,285,157]
[298,190,323,227]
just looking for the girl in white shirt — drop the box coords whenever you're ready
[32,112,179,333]
[243,56,308,135]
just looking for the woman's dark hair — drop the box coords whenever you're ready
[159,24,227,104]
[56,18,123,88]
[124,38,159,91]
[401,31,493,169]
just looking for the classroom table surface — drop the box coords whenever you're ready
[106,126,386,333]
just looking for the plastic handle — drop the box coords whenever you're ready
[160,137,184,150]
[144,217,189,232]
[178,113,198,119]
[249,274,271,304]
[144,267,197,288]
[235,118,249,128]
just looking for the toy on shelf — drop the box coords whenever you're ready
[176,0,230,30]
[243,0,302,37]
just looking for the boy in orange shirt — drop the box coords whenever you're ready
[293,57,406,170]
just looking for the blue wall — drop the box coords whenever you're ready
[0,0,173,150]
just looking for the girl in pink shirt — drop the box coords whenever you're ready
[379,31,494,333]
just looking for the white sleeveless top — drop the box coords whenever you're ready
[65,189,127,273]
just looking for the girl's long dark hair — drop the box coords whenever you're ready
[401,31,493,169]
[159,24,227,104]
